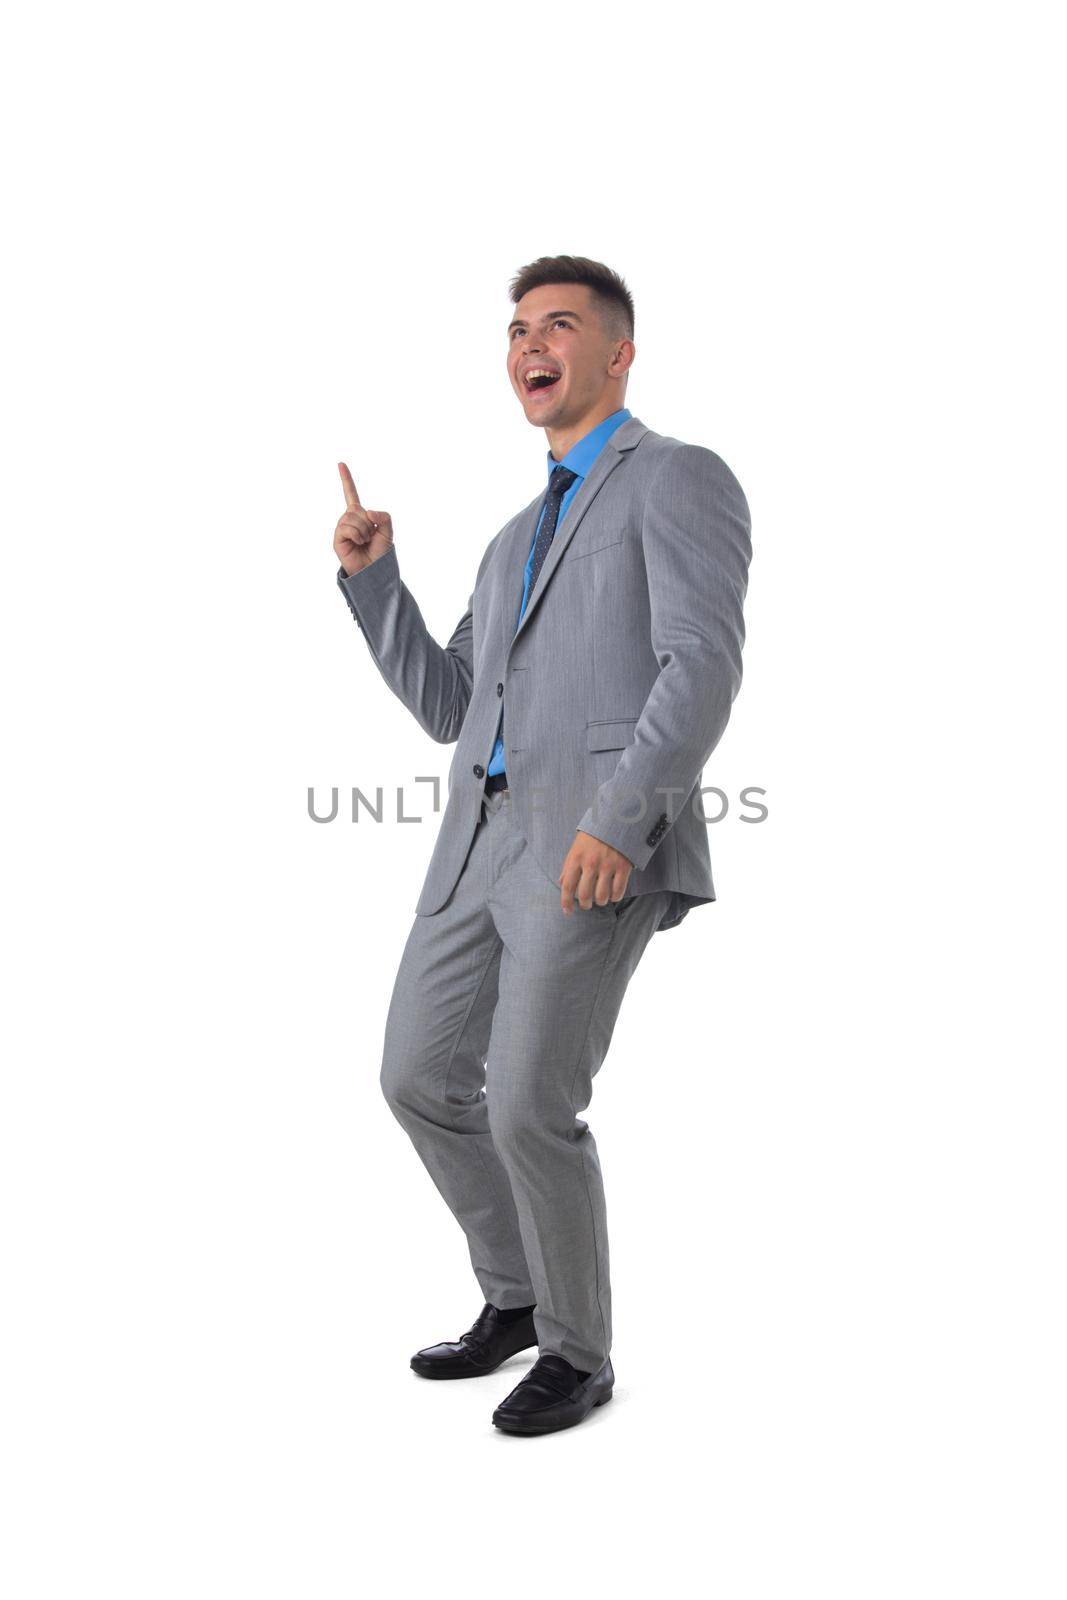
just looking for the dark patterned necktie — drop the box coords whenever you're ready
[528,464,579,595]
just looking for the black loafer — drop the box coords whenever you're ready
[410,1302,537,1379]
[492,1353,614,1434]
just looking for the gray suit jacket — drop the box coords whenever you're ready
[337,415,751,933]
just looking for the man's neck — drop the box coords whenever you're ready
[546,399,626,462]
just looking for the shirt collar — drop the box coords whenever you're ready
[546,407,632,483]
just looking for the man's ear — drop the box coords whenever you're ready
[610,338,635,379]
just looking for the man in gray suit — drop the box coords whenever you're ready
[333,255,751,1434]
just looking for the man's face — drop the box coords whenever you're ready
[506,282,626,429]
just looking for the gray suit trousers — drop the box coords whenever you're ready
[380,783,672,1374]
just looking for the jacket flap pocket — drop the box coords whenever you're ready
[586,718,638,752]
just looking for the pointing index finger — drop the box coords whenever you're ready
[338,461,361,508]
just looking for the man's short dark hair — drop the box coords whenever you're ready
[508,255,635,342]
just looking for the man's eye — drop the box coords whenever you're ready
[509,321,569,340]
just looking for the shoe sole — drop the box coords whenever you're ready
[492,1389,614,1434]
[411,1362,503,1379]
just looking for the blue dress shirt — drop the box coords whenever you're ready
[486,407,632,778]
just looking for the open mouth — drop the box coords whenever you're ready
[523,368,562,396]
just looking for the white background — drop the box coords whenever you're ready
[2,3,1063,1595]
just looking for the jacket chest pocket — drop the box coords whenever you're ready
[563,531,625,563]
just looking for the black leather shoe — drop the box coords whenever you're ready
[491,1353,614,1434]
[410,1302,538,1379]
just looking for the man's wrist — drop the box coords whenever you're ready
[337,544,399,629]
[576,828,635,869]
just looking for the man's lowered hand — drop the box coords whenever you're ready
[558,831,634,915]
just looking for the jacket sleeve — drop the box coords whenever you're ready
[574,444,752,869]
[336,544,478,746]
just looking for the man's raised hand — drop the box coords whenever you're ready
[334,462,394,576]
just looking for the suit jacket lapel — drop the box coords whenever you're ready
[497,493,543,644]
[504,416,647,656]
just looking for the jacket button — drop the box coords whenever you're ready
[497,682,503,696]
[473,764,485,778]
